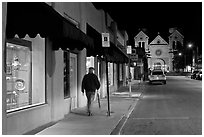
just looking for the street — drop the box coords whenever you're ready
[120,76,202,135]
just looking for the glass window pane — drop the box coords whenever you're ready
[64,51,70,98]
[6,35,45,112]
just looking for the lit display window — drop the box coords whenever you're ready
[6,40,32,111]
[6,35,45,112]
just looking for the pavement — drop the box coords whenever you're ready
[32,80,145,135]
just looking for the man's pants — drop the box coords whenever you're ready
[85,91,95,113]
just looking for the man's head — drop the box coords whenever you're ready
[89,67,95,73]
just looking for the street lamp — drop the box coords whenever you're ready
[188,43,193,72]
[178,52,182,56]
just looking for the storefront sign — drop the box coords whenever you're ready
[102,33,110,47]
[137,63,143,67]
[127,46,132,54]
[130,54,138,61]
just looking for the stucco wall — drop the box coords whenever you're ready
[7,104,51,134]
[51,49,65,121]
[149,45,170,70]
[83,3,103,33]
[150,45,170,59]
[2,2,7,134]
[54,2,81,24]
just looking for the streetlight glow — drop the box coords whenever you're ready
[188,44,192,48]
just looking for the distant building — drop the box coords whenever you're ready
[133,31,149,80]
[168,29,184,71]
[148,33,170,72]
[134,29,184,74]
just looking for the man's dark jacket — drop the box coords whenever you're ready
[82,73,100,92]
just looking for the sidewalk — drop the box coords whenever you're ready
[35,80,144,135]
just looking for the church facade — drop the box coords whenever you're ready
[148,34,171,72]
[134,29,184,73]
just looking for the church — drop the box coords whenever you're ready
[134,29,184,74]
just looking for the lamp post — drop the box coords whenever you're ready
[188,43,193,72]
[127,45,132,97]
[184,43,193,72]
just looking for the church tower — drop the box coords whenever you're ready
[169,29,184,71]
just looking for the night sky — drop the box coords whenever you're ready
[93,2,202,52]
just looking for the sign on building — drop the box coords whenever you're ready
[102,33,110,47]
[130,54,138,61]
[127,45,132,54]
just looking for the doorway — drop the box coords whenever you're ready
[70,53,77,110]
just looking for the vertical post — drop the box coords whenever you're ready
[2,3,7,134]
[127,45,132,97]
[101,32,110,116]
[196,46,198,69]
[128,55,132,97]
[105,56,110,116]
[184,49,187,72]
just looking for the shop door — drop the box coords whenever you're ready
[70,53,77,110]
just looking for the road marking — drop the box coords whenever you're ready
[132,117,189,120]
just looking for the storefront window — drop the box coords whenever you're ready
[86,56,94,73]
[64,51,70,98]
[6,35,45,112]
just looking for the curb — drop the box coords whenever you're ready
[110,91,143,135]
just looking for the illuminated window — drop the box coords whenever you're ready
[86,56,94,73]
[139,41,145,48]
[6,35,45,112]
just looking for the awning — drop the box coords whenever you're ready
[106,42,129,63]
[86,23,129,63]
[6,2,94,51]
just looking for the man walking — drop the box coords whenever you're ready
[82,67,100,116]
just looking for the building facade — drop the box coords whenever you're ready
[148,34,170,72]
[134,30,184,75]
[2,2,129,134]
[168,29,184,72]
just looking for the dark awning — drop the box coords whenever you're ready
[86,24,129,63]
[105,42,129,63]
[6,2,94,51]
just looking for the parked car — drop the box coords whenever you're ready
[149,70,166,84]
[195,71,202,80]
[191,70,199,79]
